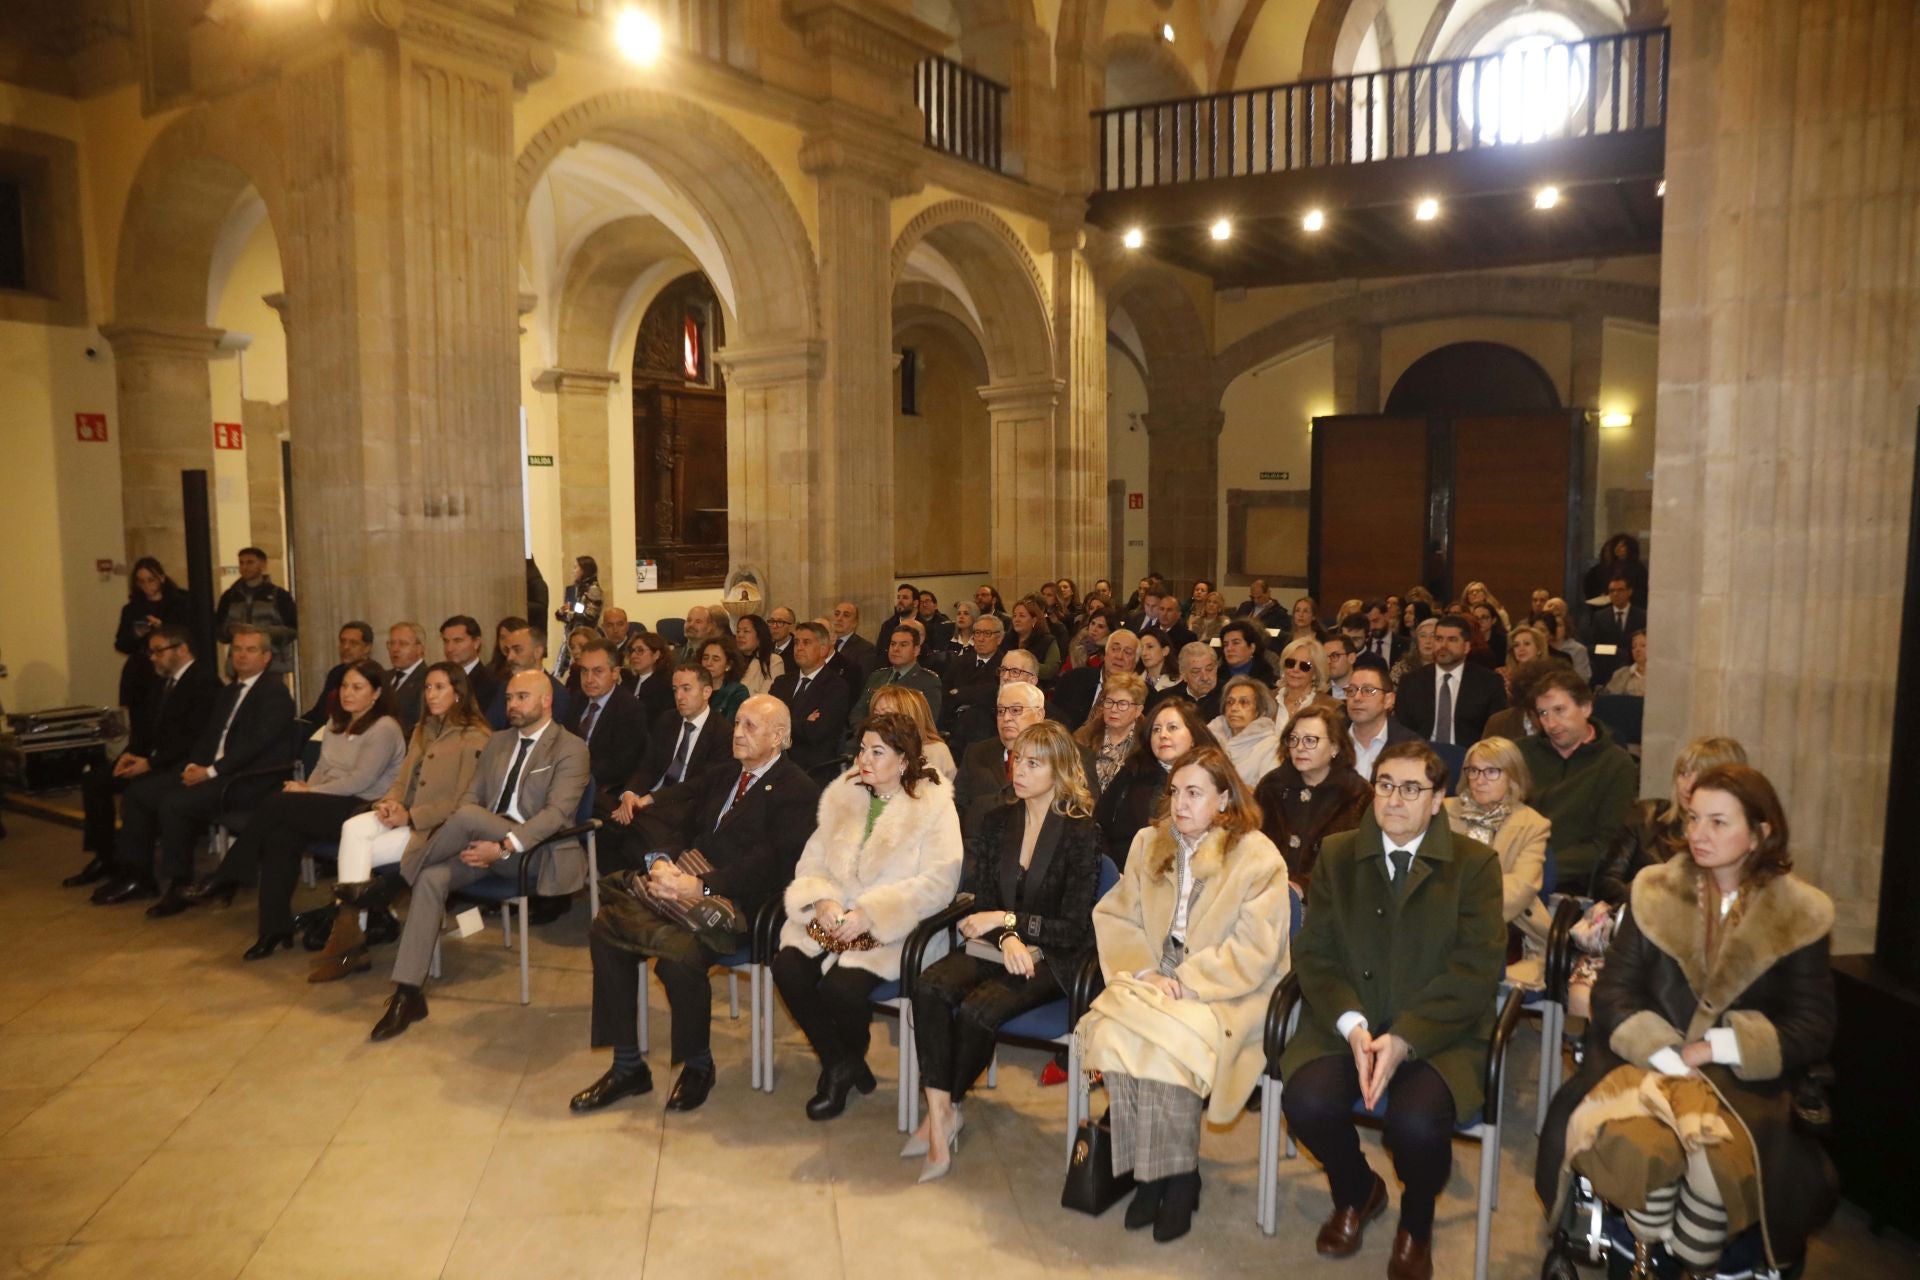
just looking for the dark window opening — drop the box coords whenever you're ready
[900,347,918,416]
[0,182,26,292]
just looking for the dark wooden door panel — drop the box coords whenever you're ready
[1450,415,1575,612]
[1312,417,1429,609]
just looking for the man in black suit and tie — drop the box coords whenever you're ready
[485,620,573,730]
[93,625,297,911]
[1052,629,1140,729]
[562,640,649,814]
[384,621,428,735]
[871,583,919,650]
[1359,599,1409,666]
[440,614,496,708]
[941,614,1004,738]
[1140,589,1197,653]
[601,666,735,869]
[1235,579,1286,628]
[770,620,850,770]
[1395,618,1506,746]
[825,601,879,695]
[300,621,379,728]
[1582,576,1647,687]
[69,625,219,887]
[572,694,822,1114]
[766,605,798,664]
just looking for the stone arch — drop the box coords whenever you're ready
[1101,32,1200,106]
[554,215,704,373]
[516,89,819,346]
[891,279,991,382]
[891,199,1053,383]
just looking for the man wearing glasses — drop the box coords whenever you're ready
[67,625,220,888]
[939,614,1006,748]
[954,682,1048,838]
[1345,655,1422,778]
[1280,740,1505,1280]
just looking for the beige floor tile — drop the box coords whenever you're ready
[440,1210,652,1280]
[37,1233,260,1279]
[4,983,174,1035]
[467,1130,662,1218]
[331,1068,521,1145]
[162,1074,370,1152]
[497,1048,663,1136]
[0,1153,145,1245]
[74,1144,323,1241]
[278,1138,492,1224]
[0,1086,56,1137]
[0,1079,217,1157]
[0,1031,127,1088]
[645,1193,853,1280]
[71,1022,271,1086]
[241,1211,463,1280]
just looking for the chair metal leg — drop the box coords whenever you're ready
[1066,1038,1086,1166]
[501,905,513,949]
[638,960,651,1055]
[759,966,776,1094]
[1536,1000,1560,1134]
[987,1053,998,1089]
[300,855,316,888]
[897,1007,915,1134]
[1475,1125,1498,1280]
[1257,1078,1275,1233]
[727,972,739,1020]
[516,899,531,1006]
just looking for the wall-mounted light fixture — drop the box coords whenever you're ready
[1599,411,1634,428]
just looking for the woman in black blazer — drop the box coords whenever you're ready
[114,557,194,728]
[905,721,1105,1182]
[621,630,675,724]
[1092,698,1221,867]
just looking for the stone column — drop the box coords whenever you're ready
[1331,323,1381,414]
[1051,224,1110,585]
[534,367,621,587]
[100,321,227,575]
[1645,0,1920,951]
[243,399,289,567]
[1569,311,1606,559]
[1144,408,1226,588]
[980,377,1066,589]
[716,339,826,610]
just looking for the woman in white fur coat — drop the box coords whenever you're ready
[774,712,964,1121]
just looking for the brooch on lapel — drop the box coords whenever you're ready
[1299,787,1313,802]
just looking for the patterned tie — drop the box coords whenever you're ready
[1436,672,1455,745]
[493,737,535,815]
[717,769,755,830]
[578,699,600,741]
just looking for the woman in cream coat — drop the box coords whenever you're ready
[1443,736,1552,987]
[1076,745,1291,1243]
[774,712,963,1121]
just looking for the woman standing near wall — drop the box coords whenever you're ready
[115,558,194,729]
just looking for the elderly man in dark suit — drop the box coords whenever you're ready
[825,601,879,694]
[70,624,220,887]
[770,620,850,770]
[93,625,298,912]
[1280,741,1505,1280]
[572,694,822,1114]
[384,621,429,735]
[953,682,1096,839]
[371,670,592,1041]
[1394,617,1506,746]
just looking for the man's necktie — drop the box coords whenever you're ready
[1390,848,1413,891]
[666,720,695,785]
[795,675,811,699]
[1617,609,1627,631]
[1436,672,1455,745]
[494,737,535,815]
[578,700,600,741]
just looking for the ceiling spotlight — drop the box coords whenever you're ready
[1161,23,1175,42]
[1534,185,1560,209]
[614,7,664,65]
[1209,218,1232,242]
[1122,227,1144,250]
[1655,179,1667,197]
[1414,197,1439,221]
[1302,208,1325,232]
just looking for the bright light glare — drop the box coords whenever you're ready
[1302,208,1325,232]
[1534,185,1560,209]
[1656,179,1667,197]
[1122,227,1144,250]
[1209,218,1232,241]
[1460,34,1589,145]
[1414,197,1439,222]
[1161,24,1175,42]
[1600,411,1633,428]
[614,8,663,65]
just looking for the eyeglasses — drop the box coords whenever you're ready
[1285,734,1322,750]
[1346,684,1386,698]
[1101,698,1140,710]
[1463,765,1505,781]
[1283,658,1314,671]
[146,642,182,656]
[1373,779,1438,800]
[971,628,999,638]
[994,706,1031,718]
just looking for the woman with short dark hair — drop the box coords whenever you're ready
[114,556,194,727]
[1092,698,1222,865]
[1255,701,1371,894]
[698,635,750,718]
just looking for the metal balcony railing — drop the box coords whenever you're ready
[916,55,1007,173]
[1093,27,1669,192]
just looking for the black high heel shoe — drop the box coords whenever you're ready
[185,876,238,908]
[805,1059,877,1121]
[242,931,296,961]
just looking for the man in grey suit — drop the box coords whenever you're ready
[369,670,592,1041]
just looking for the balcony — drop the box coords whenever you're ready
[1088,28,1668,286]
[915,54,1008,174]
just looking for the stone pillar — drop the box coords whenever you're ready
[534,367,621,588]
[1645,0,1920,952]
[1051,224,1110,585]
[1569,311,1606,559]
[1144,408,1225,588]
[242,398,289,568]
[100,321,227,576]
[716,339,826,610]
[1331,323,1381,414]
[980,377,1066,589]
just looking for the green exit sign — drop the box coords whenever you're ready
[527,455,554,467]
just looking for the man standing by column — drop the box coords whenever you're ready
[215,548,298,678]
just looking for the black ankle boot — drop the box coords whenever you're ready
[1153,1170,1202,1242]
[1125,1177,1167,1230]
[805,1058,876,1121]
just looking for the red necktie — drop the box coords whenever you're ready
[1004,754,1013,781]
[732,770,754,805]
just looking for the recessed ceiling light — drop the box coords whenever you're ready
[1302,208,1325,232]
[1414,197,1439,221]
[613,7,663,64]
[1655,179,1667,197]
[1122,227,1144,250]
[1209,218,1232,241]
[1534,185,1560,209]
[1161,23,1175,42]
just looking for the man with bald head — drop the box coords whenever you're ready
[572,693,822,1114]
[825,600,878,693]
[371,669,592,1042]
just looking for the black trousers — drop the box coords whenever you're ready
[588,911,745,1064]
[212,791,365,935]
[81,760,130,855]
[113,771,224,884]
[771,946,883,1073]
[910,950,1065,1100]
[1281,1052,1458,1240]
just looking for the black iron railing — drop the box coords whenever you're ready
[916,55,1008,173]
[1093,27,1668,192]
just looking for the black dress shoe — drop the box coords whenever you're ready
[665,1062,716,1112]
[525,895,571,925]
[91,877,158,906]
[571,1064,655,1113]
[1125,1177,1167,1230]
[804,1059,876,1121]
[370,987,428,1041]
[242,931,295,961]
[1152,1170,1202,1243]
[364,907,400,946]
[184,876,238,907]
[145,884,194,918]
[63,857,111,888]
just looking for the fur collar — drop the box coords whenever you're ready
[816,770,953,845]
[1630,858,1833,1018]
[1141,823,1232,881]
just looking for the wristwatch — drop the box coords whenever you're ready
[1002,911,1018,933]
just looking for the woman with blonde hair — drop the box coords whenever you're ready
[1077,746,1291,1242]
[1275,635,1328,722]
[1445,736,1552,986]
[905,721,1105,1181]
[1206,675,1284,788]
[1074,669,1148,793]
[1390,617,1437,689]
[1461,581,1511,629]
[1190,591,1228,645]
[868,684,956,782]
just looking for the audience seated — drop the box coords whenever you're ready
[1460,582,1511,631]
[1280,741,1506,1280]
[1503,623,1553,677]
[873,583,920,650]
[71,624,218,888]
[1134,631,1175,693]
[93,626,297,909]
[1064,608,1108,672]
[907,721,1105,1181]
[826,601,880,693]
[1345,656,1422,779]
[1602,629,1648,697]
[1054,629,1140,729]
[941,613,1005,741]
[1466,602,1507,668]
[440,615,496,710]
[1583,576,1646,687]
[955,682,1046,838]
[771,620,853,770]
[867,685,955,783]
[1483,656,1555,743]
[1150,641,1222,722]
[1539,603,1593,681]
[601,666,736,870]
[189,658,408,955]
[1236,578,1285,628]
[1395,617,1507,746]
[1536,764,1836,1275]
[1209,674,1284,788]
[384,622,428,735]
[944,601,979,664]
[1078,745,1290,1243]
[308,662,492,982]
[484,619,574,730]
[1190,591,1228,645]
[370,670,592,1041]
[1091,699,1221,869]
[573,694,822,1114]
[773,713,963,1121]
[1355,599,1408,666]
[1008,596,1063,681]
[1390,618,1437,690]
[913,589,953,656]
[734,613,787,697]
[1072,670,1147,794]
[1290,596,1327,641]
[1140,588,1197,653]
[1322,633,1355,702]
[598,606,634,663]
[1275,636,1330,724]
[1444,737,1552,988]
[1254,700,1370,896]
[852,622,944,726]
[560,640,650,810]
[766,605,797,662]
[696,634,750,719]
[676,602,722,666]
[1517,671,1638,894]
[301,621,380,728]
[620,630,675,724]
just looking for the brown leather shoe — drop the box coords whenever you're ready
[1315,1173,1388,1257]
[1386,1228,1432,1280]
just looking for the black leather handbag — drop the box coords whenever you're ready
[1060,1109,1135,1215]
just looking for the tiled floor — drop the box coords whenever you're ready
[0,810,1913,1278]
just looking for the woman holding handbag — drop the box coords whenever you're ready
[905,721,1104,1182]
[1075,746,1291,1242]
[773,713,963,1122]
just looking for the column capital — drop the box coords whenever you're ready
[337,0,556,87]
[532,367,621,396]
[99,321,228,361]
[715,338,826,388]
[978,376,1065,414]
[800,125,925,197]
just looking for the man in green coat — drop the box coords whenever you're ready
[1280,741,1505,1280]
[1516,667,1638,893]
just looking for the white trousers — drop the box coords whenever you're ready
[336,810,412,882]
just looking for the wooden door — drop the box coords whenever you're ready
[1310,416,1430,611]
[1449,414,1580,611]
